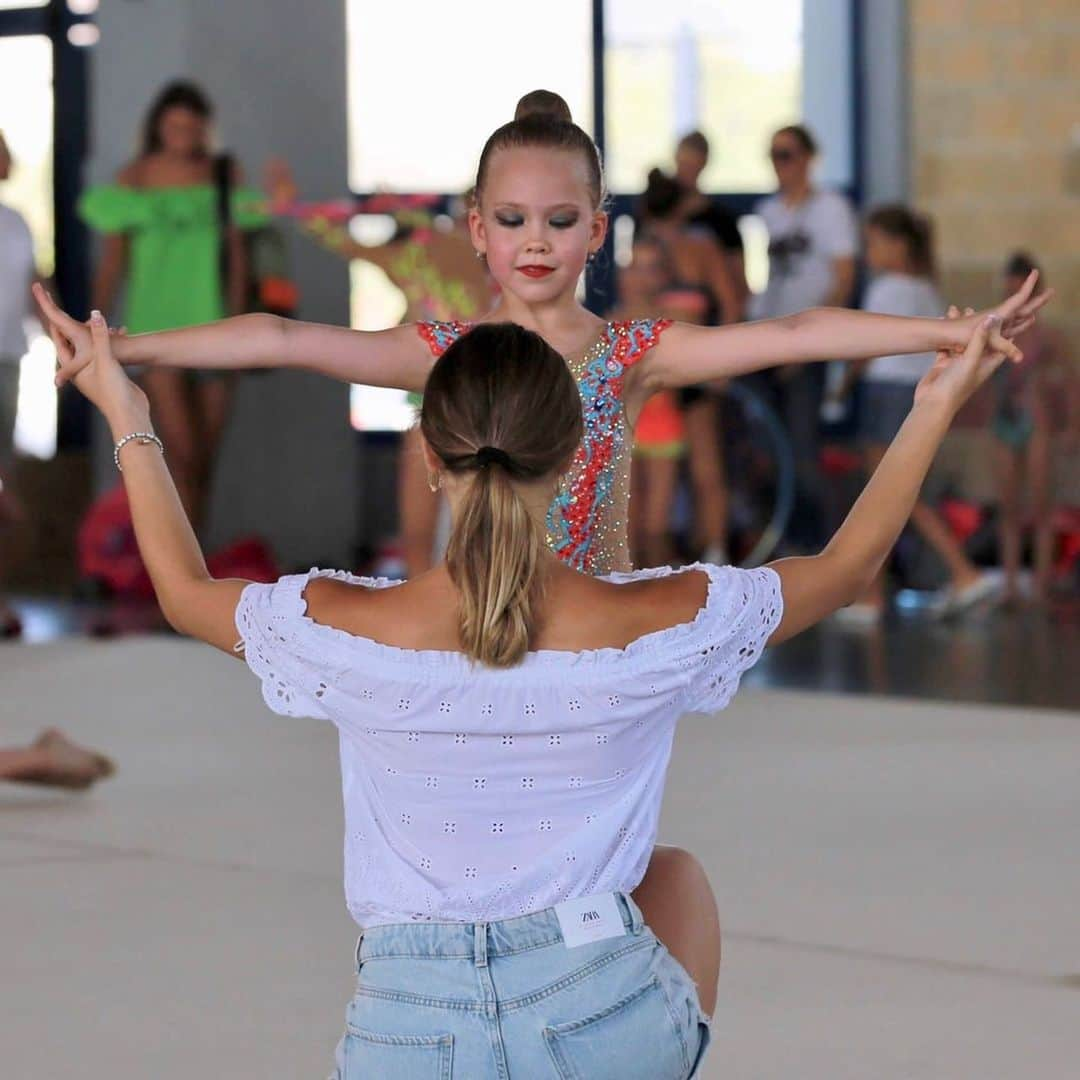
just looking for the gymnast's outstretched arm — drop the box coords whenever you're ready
[631,270,1049,400]
[36,284,432,394]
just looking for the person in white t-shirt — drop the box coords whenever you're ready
[751,124,858,551]
[0,132,117,776]
[0,130,40,637]
[51,302,1037,1077]
[844,205,997,621]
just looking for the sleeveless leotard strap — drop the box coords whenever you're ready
[610,318,673,367]
[417,320,472,359]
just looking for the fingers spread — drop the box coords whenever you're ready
[1020,288,1054,318]
[34,285,80,334]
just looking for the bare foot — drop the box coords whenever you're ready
[15,729,116,790]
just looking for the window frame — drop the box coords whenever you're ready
[1,1,92,449]
[344,0,862,315]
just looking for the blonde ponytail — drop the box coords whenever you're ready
[446,466,547,667]
[419,323,583,669]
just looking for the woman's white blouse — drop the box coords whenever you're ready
[235,563,782,928]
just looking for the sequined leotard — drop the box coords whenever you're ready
[418,319,672,574]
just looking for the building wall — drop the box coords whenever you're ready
[910,0,1080,347]
[909,0,1080,503]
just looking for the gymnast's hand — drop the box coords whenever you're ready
[53,308,149,429]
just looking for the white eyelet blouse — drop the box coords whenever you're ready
[234,562,783,928]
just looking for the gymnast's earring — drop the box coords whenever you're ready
[475,249,486,260]
[427,471,442,494]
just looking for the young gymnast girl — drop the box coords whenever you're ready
[48,94,1040,569]
[61,300,1022,1076]
[39,92,1049,1022]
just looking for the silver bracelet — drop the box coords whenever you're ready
[113,431,165,472]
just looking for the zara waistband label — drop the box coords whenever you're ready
[554,893,628,949]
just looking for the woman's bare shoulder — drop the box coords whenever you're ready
[114,160,143,186]
[566,567,711,644]
[623,568,710,629]
[302,574,374,612]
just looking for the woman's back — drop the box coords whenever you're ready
[236,561,781,927]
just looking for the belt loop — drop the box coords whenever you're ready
[622,891,644,934]
[473,922,488,968]
[354,930,365,973]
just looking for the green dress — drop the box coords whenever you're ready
[79,184,268,333]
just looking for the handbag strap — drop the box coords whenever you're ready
[212,152,235,284]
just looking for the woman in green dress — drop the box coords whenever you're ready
[80,81,266,531]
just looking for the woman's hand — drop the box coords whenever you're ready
[35,284,132,389]
[915,310,1006,414]
[945,270,1052,359]
[54,308,149,432]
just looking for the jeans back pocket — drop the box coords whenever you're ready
[543,976,690,1079]
[343,1026,453,1080]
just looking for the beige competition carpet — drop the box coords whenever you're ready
[2,636,1078,1078]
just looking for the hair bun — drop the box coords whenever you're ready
[514,90,573,124]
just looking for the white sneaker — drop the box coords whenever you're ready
[929,573,1002,619]
[831,602,884,628]
[701,544,729,566]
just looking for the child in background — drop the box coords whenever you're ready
[991,253,1079,604]
[844,205,997,621]
[616,234,689,567]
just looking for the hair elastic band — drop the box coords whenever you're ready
[475,445,513,469]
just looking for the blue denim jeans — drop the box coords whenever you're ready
[330,892,711,1079]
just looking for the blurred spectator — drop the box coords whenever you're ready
[991,253,1079,605]
[639,168,736,563]
[671,130,749,310]
[844,205,995,621]
[80,81,267,534]
[616,233,687,567]
[751,124,858,551]
[0,129,44,639]
[295,183,494,577]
